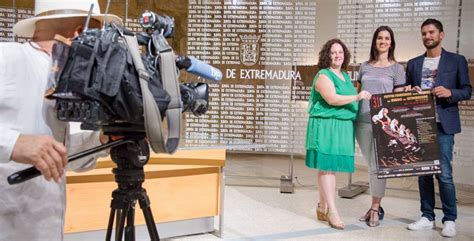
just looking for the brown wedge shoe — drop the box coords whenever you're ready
[327,211,345,230]
[316,203,327,221]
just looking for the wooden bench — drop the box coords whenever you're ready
[65,148,225,238]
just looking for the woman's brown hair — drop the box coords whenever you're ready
[317,38,351,71]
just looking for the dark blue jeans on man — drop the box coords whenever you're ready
[418,123,457,223]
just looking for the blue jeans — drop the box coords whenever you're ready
[418,124,457,222]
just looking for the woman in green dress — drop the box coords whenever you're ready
[306,39,371,230]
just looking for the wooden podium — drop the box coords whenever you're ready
[64,148,225,238]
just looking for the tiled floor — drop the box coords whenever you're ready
[65,153,474,241]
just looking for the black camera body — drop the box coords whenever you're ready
[50,13,209,135]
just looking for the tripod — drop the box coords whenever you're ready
[105,139,160,241]
[7,136,161,240]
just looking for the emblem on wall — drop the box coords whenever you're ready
[239,34,261,66]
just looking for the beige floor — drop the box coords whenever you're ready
[65,153,474,241]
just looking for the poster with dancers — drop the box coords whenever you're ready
[370,90,441,178]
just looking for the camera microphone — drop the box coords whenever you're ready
[176,56,223,82]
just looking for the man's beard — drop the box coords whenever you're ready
[423,39,440,50]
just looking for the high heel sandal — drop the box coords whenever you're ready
[316,203,327,221]
[327,211,345,230]
[359,206,384,227]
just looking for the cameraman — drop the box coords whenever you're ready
[0,0,121,240]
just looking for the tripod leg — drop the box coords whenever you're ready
[115,209,127,241]
[139,193,160,241]
[106,207,116,241]
[124,205,136,241]
[142,206,160,241]
[115,209,121,241]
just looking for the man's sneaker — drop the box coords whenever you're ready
[407,217,435,230]
[441,221,456,237]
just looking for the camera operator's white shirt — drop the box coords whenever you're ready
[0,42,51,163]
[0,42,102,241]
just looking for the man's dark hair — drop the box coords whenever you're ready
[317,38,351,71]
[421,18,444,32]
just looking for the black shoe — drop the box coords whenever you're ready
[378,206,385,220]
[359,208,371,222]
[360,206,384,227]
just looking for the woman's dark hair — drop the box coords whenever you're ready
[369,26,396,63]
[317,38,351,70]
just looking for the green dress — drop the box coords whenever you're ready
[305,68,359,172]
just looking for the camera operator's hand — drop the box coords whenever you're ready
[11,134,68,182]
[99,133,110,144]
[99,133,125,144]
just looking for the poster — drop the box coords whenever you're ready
[370,91,441,178]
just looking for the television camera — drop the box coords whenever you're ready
[8,7,222,241]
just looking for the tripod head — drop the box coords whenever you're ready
[111,138,149,169]
[109,138,150,191]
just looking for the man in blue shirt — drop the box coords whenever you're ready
[405,18,472,238]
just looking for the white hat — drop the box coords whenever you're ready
[13,0,122,38]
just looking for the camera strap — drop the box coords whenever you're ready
[122,34,181,154]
